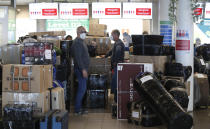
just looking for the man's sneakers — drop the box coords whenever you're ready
[74,109,88,116]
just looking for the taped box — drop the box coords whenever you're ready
[88,24,107,37]
[129,55,170,73]
[85,36,111,55]
[2,90,50,113]
[2,64,53,93]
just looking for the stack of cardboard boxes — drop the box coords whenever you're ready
[2,64,53,113]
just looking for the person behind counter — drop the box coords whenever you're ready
[105,29,125,103]
[71,26,90,115]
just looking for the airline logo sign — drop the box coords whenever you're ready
[105,8,120,15]
[123,3,152,19]
[92,2,121,18]
[42,9,57,16]
[194,8,202,16]
[205,3,210,18]
[29,3,58,19]
[136,8,151,15]
[60,3,89,19]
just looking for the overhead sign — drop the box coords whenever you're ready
[205,3,210,19]
[59,3,89,19]
[92,2,121,19]
[29,3,58,19]
[123,3,152,19]
[194,8,202,16]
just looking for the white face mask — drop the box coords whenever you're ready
[80,33,86,40]
[110,35,114,41]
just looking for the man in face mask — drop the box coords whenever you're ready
[71,26,90,115]
[105,29,125,103]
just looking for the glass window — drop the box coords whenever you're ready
[16,0,34,5]
[36,0,52,2]
[0,24,2,44]
[117,0,128,2]
[0,8,5,18]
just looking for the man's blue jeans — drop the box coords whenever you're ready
[111,67,117,103]
[74,68,87,113]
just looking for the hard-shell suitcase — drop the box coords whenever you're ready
[52,110,69,129]
[40,110,57,129]
[49,87,66,110]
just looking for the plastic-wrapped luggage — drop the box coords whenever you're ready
[194,56,206,73]
[88,74,107,90]
[134,72,193,129]
[3,104,33,121]
[164,63,192,81]
[24,42,53,65]
[86,90,107,108]
[164,80,189,108]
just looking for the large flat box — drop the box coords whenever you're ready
[89,18,99,25]
[129,55,170,73]
[2,64,53,93]
[2,91,50,113]
[117,63,153,119]
[88,24,107,37]
[85,36,111,55]
[118,92,140,120]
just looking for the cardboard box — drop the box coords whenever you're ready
[117,63,153,119]
[88,24,107,37]
[194,73,209,106]
[2,64,53,93]
[89,18,99,25]
[85,36,111,55]
[129,55,170,73]
[2,91,50,113]
[29,31,66,37]
[89,57,111,74]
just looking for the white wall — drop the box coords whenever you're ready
[16,5,36,41]
[99,18,143,40]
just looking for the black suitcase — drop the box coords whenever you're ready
[86,90,107,108]
[88,74,107,90]
[133,44,162,55]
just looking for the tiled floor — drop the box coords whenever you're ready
[69,108,210,129]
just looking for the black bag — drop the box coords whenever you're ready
[133,44,162,56]
[164,80,189,108]
[134,72,193,129]
[87,45,96,57]
[165,63,184,77]
[194,56,206,73]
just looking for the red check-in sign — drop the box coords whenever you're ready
[105,8,120,15]
[42,9,57,16]
[194,8,202,16]
[176,40,190,50]
[73,8,88,16]
[136,8,151,15]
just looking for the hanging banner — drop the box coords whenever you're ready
[92,2,121,19]
[205,3,210,19]
[59,3,89,19]
[123,3,152,19]
[29,3,58,19]
[176,30,190,51]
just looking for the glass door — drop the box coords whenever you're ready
[0,6,8,46]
